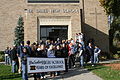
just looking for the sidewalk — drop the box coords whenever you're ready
[99,59,120,64]
[1,59,120,80]
[29,68,102,80]
[28,59,120,80]
[0,62,5,64]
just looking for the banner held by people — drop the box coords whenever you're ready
[27,58,65,73]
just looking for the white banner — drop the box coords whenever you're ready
[27,58,65,73]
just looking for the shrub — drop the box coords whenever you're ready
[99,52,113,61]
[113,54,120,59]
[0,51,4,62]
[0,51,4,54]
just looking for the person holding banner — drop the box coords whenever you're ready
[21,47,29,80]
[55,45,62,76]
[47,45,56,77]
[36,44,47,79]
[61,43,69,72]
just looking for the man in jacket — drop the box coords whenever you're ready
[11,45,18,73]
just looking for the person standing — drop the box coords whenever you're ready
[21,47,29,80]
[17,41,24,73]
[31,43,38,80]
[61,43,69,72]
[75,33,79,42]
[36,44,47,79]
[68,43,75,68]
[8,48,12,65]
[78,33,84,43]
[78,43,84,68]
[4,47,10,65]
[55,45,62,76]
[86,43,94,66]
[94,46,101,64]
[25,40,32,57]
[11,45,18,73]
[47,45,56,77]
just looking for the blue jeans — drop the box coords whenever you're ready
[5,55,9,65]
[80,55,84,67]
[94,53,99,64]
[8,56,12,65]
[12,60,17,73]
[22,64,28,80]
[90,55,94,64]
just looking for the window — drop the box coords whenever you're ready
[40,25,68,41]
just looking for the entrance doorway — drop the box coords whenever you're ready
[40,25,68,41]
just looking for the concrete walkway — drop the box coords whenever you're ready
[99,59,120,64]
[1,59,120,80]
[29,68,102,80]
[28,59,120,80]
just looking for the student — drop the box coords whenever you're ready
[75,33,79,42]
[68,43,75,68]
[61,43,69,72]
[55,45,62,58]
[4,47,10,65]
[21,47,29,80]
[47,45,55,77]
[31,43,38,80]
[11,45,18,73]
[36,44,47,79]
[78,33,84,43]
[17,41,24,73]
[78,43,84,68]
[94,46,101,64]
[86,43,94,66]
[55,45,62,76]
[25,40,32,57]
[8,48,12,65]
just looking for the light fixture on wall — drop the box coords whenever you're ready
[24,9,28,19]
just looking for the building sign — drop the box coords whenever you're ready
[27,58,65,73]
[28,0,79,3]
[26,9,79,13]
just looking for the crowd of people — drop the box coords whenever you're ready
[4,33,101,80]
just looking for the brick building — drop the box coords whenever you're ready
[0,0,109,52]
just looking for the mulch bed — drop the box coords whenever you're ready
[103,63,120,70]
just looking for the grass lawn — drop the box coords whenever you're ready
[85,64,120,80]
[1,63,120,80]
[0,64,21,80]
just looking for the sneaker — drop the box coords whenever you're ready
[92,65,94,66]
[74,65,76,68]
[41,76,43,79]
